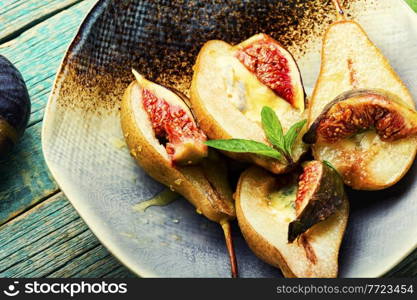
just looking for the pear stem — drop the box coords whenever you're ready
[332,0,346,20]
[220,220,238,278]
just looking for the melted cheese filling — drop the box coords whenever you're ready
[218,55,294,125]
[267,185,296,223]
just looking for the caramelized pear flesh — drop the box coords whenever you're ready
[307,15,417,190]
[121,75,234,220]
[236,167,349,278]
[191,34,307,174]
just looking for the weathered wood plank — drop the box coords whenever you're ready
[101,266,136,279]
[0,0,96,224]
[47,245,113,278]
[0,123,58,224]
[0,0,97,126]
[0,0,85,43]
[0,193,134,278]
[0,0,134,278]
[52,252,134,278]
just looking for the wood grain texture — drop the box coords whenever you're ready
[0,123,58,224]
[0,0,85,43]
[0,0,97,225]
[0,0,134,278]
[0,192,134,278]
[47,245,135,278]
[0,0,97,126]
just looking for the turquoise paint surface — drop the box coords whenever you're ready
[0,0,95,224]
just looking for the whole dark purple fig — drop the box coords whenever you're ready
[0,55,31,156]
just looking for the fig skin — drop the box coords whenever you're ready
[121,81,235,222]
[304,89,417,144]
[288,161,346,243]
[235,167,349,278]
[190,36,308,175]
[0,55,31,156]
[307,89,417,190]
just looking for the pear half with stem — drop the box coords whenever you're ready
[236,166,349,278]
[191,34,307,174]
[121,71,238,277]
[307,0,417,190]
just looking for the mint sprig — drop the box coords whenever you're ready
[261,107,306,164]
[205,106,306,164]
[284,119,307,159]
[261,106,284,148]
[205,139,282,160]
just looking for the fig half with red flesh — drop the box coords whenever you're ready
[121,72,238,277]
[304,89,417,144]
[288,161,346,243]
[190,34,307,174]
[236,34,305,110]
[133,70,207,165]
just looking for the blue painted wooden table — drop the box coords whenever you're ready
[0,0,416,278]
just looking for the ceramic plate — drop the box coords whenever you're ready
[42,0,417,277]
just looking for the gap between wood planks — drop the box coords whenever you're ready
[0,192,135,278]
[0,0,86,45]
[0,190,60,227]
[0,0,97,226]
[43,243,110,277]
[0,0,134,278]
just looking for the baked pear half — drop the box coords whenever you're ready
[307,1,417,190]
[121,71,238,276]
[236,165,349,278]
[191,33,308,174]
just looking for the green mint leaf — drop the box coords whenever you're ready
[205,139,282,160]
[284,119,307,155]
[261,106,285,149]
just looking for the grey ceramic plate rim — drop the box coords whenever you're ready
[41,0,417,278]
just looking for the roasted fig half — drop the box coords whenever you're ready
[191,34,307,174]
[306,89,417,190]
[288,160,346,242]
[0,55,31,156]
[129,70,207,165]
[304,89,417,144]
[121,71,237,277]
[235,166,349,278]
